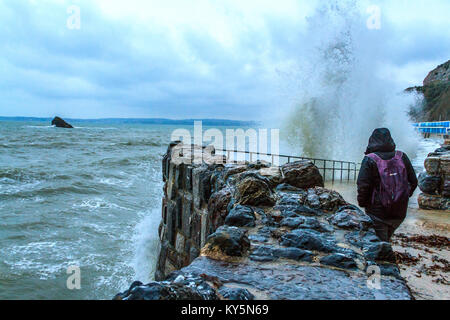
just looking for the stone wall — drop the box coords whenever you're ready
[116,142,413,300]
[418,142,450,211]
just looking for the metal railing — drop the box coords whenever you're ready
[175,144,360,182]
[214,148,360,183]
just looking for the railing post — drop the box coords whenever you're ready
[332,161,335,183]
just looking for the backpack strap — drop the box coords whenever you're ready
[366,153,382,165]
[395,151,403,160]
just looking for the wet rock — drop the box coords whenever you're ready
[208,188,233,231]
[250,245,314,262]
[275,183,302,193]
[329,205,373,230]
[418,193,447,210]
[418,172,442,195]
[223,165,249,182]
[258,166,282,188]
[433,147,450,154]
[250,245,277,262]
[364,242,396,263]
[193,166,213,207]
[51,116,73,128]
[273,247,314,262]
[281,216,332,233]
[202,226,250,257]
[248,161,271,170]
[424,156,440,175]
[113,276,218,300]
[345,230,380,249]
[225,205,256,227]
[177,256,412,300]
[441,156,450,175]
[304,187,347,213]
[219,287,254,300]
[366,262,402,280]
[274,193,323,217]
[280,229,335,253]
[253,226,278,242]
[248,233,270,243]
[320,253,358,270]
[234,176,275,207]
[443,179,450,198]
[280,161,324,189]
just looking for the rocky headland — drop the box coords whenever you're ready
[407,60,450,122]
[114,143,413,300]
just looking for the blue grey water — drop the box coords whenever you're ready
[0,120,439,300]
[0,121,174,299]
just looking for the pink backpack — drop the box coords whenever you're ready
[367,151,410,207]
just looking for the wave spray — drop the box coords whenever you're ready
[281,1,420,163]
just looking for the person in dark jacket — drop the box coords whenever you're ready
[357,128,418,242]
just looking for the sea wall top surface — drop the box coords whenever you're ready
[115,143,413,300]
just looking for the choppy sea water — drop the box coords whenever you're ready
[0,120,442,300]
[0,121,176,299]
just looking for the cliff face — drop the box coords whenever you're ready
[408,60,450,122]
[114,143,413,300]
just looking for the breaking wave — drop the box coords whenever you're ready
[280,1,420,162]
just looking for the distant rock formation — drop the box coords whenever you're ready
[114,143,413,300]
[51,116,73,128]
[407,60,450,122]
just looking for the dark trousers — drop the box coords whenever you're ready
[368,214,404,242]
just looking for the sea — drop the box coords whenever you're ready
[0,119,442,299]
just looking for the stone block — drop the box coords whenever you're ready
[424,157,440,175]
[175,232,186,254]
[418,193,444,210]
[182,196,193,237]
[166,201,177,246]
[441,156,450,176]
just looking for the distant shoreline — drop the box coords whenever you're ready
[0,116,259,127]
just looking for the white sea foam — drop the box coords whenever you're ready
[131,208,161,283]
[278,1,421,162]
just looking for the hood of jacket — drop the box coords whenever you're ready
[365,128,396,155]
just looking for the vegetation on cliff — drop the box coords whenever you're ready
[408,60,450,122]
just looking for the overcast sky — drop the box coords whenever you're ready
[0,0,449,119]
